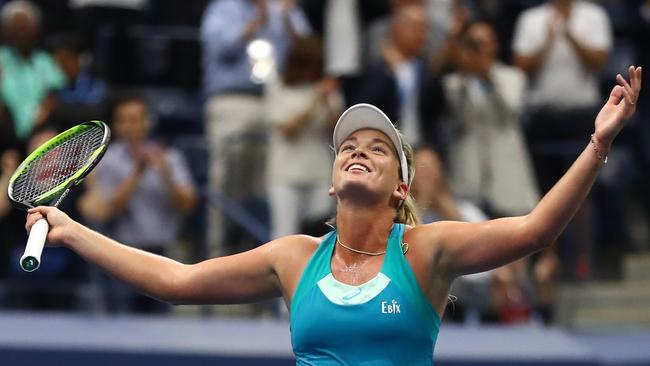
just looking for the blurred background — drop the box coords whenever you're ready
[0,0,649,365]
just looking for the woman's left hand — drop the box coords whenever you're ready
[594,66,642,147]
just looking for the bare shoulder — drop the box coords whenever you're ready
[269,234,322,252]
[267,234,327,299]
[403,221,471,266]
[404,221,461,248]
[265,234,324,269]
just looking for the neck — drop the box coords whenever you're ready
[335,202,395,257]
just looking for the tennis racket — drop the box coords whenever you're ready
[7,121,111,272]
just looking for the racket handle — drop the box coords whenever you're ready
[20,218,50,272]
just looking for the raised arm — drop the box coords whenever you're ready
[25,206,284,305]
[425,66,642,278]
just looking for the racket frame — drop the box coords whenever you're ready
[6,120,111,272]
[8,121,110,210]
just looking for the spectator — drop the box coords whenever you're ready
[321,0,386,77]
[512,0,612,280]
[264,36,340,240]
[345,3,445,149]
[411,146,486,224]
[363,0,409,67]
[49,33,110,130]
[79,94,197,313]
[427,0,471,76]
[0,0,66,141]
[513,0,612,185]
[200,0,309,255]
[321,0,452,75]
[443,21,539,217]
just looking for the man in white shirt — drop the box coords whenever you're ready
[512,0,612,110]
[511,0,612,280]
[512,0,612,190]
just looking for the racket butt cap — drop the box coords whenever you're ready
[21,256,40,272]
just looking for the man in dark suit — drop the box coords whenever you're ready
[343,3,445,151]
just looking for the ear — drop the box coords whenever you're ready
[328,185,336,196]
[392,182,409,202]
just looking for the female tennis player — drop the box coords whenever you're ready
[26,66,641,365]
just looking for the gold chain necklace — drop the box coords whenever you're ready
[336,237,410,256]
[336,237,386,256]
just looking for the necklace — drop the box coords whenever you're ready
[337,237,386,256]
[336,237,410,256]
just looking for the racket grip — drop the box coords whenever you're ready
[20,218,50,272]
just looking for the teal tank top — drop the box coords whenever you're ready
[290,224,442,365]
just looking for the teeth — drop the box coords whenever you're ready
[348,164,369,172]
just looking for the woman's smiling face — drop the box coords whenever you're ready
[331,128,404,205]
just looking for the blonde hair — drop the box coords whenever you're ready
[395,138,421,226]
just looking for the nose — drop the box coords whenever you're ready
[351,147,368,159]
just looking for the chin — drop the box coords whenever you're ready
[337,179,384,204]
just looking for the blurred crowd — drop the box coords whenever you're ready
[0,0,649,325]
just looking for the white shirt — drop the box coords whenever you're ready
[264,79,337,184]
[324,0,361,76]
[512,1,612,108]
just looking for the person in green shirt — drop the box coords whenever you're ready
[0,0,66,140]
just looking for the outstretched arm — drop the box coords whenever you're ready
[25,207,283,305]
[424,66,642,278]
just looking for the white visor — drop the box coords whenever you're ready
[333,103,409,184]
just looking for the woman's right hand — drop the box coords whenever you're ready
[26,206,77,247]
[594,66,642,147]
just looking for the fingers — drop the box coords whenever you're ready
[25,211,44,232]
[631,66,642,94]
[25,206,55,232]
[616,73,635,105]
[607,85,624,105]
[617,66,643,105]
[26,212,42,224]
[27,206,53,216]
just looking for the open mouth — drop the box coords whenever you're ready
[346,163,371,173]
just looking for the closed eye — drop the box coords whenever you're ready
[340,144,356,153]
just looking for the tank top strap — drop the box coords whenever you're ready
[382,223,442,334]
[383,223,406,265]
